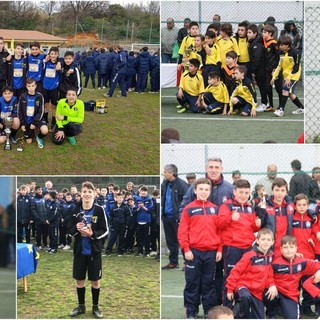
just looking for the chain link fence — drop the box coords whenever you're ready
[305,2,320,143]
[161,1,303,40]
[161,144,320,187]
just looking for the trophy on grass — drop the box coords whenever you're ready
[16,136,24,152]
[4,117,13,150]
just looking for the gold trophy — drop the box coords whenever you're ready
[4,117,13,150]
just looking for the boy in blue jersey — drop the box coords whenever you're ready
[68,181,108,319]
[26,42,48,93]
[136,185,153,257]
[0,86,20,144]
[42,46,62,131]
[7,42,27,99]
[18,78,48,148]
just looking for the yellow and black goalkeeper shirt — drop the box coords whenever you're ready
[272,48,301,81]
[204,82,229,103]
[217,37,240,67]
[234,36,250,63]
[229,78,257,111]
[179,70,205,97]
[205,43,221,65]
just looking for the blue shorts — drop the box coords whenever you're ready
[282,80,298,94]
[233,96,252,115]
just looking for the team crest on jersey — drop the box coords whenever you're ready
[210,207,215,214]
[74,107,78,111]
[91,216,98,223]
[306,221,311,228]
[2,58,6,63]
[26,199,28,203]
[269,256,273,263]
[247,207,252,213]
[36,60,40,64]
[297,264,302,272]
[36,101,39,107]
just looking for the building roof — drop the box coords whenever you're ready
[0,29,66,42]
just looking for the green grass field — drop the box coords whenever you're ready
[17,248,160,319]
[0,267,16,319]
[1,78,160,175]
[161,87,304,143]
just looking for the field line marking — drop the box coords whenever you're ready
[162,294,183,298]
[162,117,303,123]
[0,290,15,293]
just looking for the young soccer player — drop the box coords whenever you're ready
[176,58,204,114]
[178,178,222,318]
[178,21,200,71]
[46,191,59,254]
[220,51,238,97]
[68,181,108,319]
[233,21,250,72]
[7,42,27,99]
[267,235,320,319]
[262,178,294,257]
[135,47,151,94]
[229,65,257,117]
[203,31,221,87]
[0,37,10,93]
[188,34,206,74]
[42,46,62,131]
[201,72,229,115]
[0,86,20,144]
[149,50,160,93]
[60,51,82,99]
[271,35,303,117]
[17,185,32,243]
[226,228,277,319]
[105,193,130,256]
[53,88,84,146]
[216,23,239,68]
[216,179,262,307]
[247,24,268,112]
[262,24,280,111]
[18,78,48,148]
[136,186,153,257]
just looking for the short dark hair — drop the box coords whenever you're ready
[281,235,296,246]
[25,77,36,85]
[263,24,275,35]
[194,178,211,189]
[2,86,13,94]
[235,65,247,75]
[226,51,238,60]
[207,23,220,32]
[234,179,251,189]
[291,159,301,171]
[294,193,309,204]
[81,181,95,191]
[238,21,249,29]
[49,191,57,199]
[208,71,220,80]
[205,31,216,39]
[189,21,199,29]
[279,35,292,46]
[248,24,259,34]
[188,58,200,69]
[232,170,241,178]
[30,42,40,49]
[152,189,160,197]
[140,186,148,192]
[64,51,74,58]
[15,42,24,49]
[271,178,288,191]
[49,46,59,54]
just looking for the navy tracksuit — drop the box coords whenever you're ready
[96,52,109,88]
[150,54,160,92]
[47,199,59,250]
[17,194,32,243]
[108,50,127,97]
[135,50,151,93]
[82,55,96,89]
[125,56,137,90]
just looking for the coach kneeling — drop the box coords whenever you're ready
[53,88,84,145]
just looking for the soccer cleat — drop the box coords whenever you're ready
[69,305,86,317]
[255,104,267,112]
[46,248,52,252]
[98,87,101,90]
[144,253,151,257]
[177,107,187,114]
[63,245,71,250]
[68,136,77,145]
[176,105,183,109]
[292,108,304,114]
[92,306,103,319]
[136,253,143,257]
[36,136,44,148]
[274,108,284,117]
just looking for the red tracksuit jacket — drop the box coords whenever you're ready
[292,211,316,259]
[272,255,320,302]
[226,246,275,300]
[302,275,320,298]
[216,198,260,249]
[178,199,222,253]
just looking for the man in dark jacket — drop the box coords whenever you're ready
[68,181,108,319]
[289,159,312,199]
[161,164,189,269]
[95,48,109,89]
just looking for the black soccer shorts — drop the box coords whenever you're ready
[73,254,102,281]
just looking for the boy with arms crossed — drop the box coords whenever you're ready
[68,182,108,319]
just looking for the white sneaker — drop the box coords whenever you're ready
[58,244,65,249]
[274,108,284,117]
[256,103,267,112]
[150,251,157,256]
[63,245,71,250]
[292,108,304,114]
[98,87,101,90]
